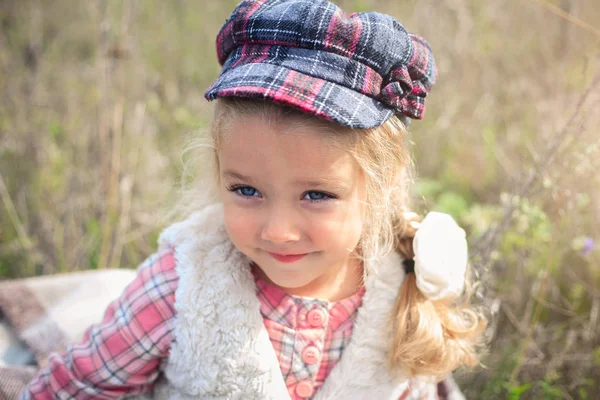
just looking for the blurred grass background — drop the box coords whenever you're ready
[0,0,599,398]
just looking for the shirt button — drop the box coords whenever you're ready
[307,308,326,327]
[296,380,315,398]
[301,346,320,365]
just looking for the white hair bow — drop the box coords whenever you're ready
[411,212,468,301]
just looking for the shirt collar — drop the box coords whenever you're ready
[251,264,366,330]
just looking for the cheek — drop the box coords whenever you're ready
[223,204,259,248]
[310,204,364,251]
[339,213,364,250]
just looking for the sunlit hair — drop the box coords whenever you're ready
[172,97,486,378]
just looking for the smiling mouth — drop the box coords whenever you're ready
[268,252,308,263]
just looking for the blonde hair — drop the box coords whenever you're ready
[175,97,486,378]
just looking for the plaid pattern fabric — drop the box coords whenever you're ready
[21,250,179,400]
[205,0,437,129]
[21,249,453,399]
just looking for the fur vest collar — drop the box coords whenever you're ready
[153,204,421,399]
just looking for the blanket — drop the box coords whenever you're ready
[0,269,136,399]
[0,269,465,400]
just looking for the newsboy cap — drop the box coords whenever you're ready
[204,0,437,129]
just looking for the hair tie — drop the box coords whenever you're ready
[411,212,468,301]
[402,259,415,275]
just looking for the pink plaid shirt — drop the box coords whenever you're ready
[21,249,438,400]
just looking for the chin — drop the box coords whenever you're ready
[260,265,317,289]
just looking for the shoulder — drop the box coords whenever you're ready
[108,249,180,328]
[157,203,236,286]
[144,203,237,313]
[134,249,180,293]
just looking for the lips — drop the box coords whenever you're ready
[268,252,308,263]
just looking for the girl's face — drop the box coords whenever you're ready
[217,115,366,298]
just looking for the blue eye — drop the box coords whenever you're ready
[239,187,257,197]
[228,185,261,198]
[303,191,333,202]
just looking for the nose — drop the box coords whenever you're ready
[260,204,301,243]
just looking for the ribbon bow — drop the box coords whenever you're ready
[411,212,468,301]
[378,34,437,121]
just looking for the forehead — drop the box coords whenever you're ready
[217,115,359,183]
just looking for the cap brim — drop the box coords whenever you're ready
[205,63,393,129]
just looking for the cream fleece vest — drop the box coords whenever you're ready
[147,203,436,400]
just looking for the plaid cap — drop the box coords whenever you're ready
[204,0,437,129]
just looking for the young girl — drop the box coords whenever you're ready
[20,0,485,398]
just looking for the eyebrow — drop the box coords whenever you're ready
[294,178,348,189]
[222,170,253,182]
[222,170,351,191]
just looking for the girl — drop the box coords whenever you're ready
[20,0,486,398]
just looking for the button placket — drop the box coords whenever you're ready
[296,380,315,398]
[301,345,321,365]
[290,301,328,391]
[307,307,326,328]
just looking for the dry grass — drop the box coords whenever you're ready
[1,0,599,398]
